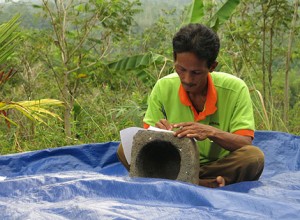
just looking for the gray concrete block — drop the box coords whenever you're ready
[130,130,200,185]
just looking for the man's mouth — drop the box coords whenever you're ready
[182,83,195,88]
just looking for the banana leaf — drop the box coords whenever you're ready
[183,0,204,25]
[209,0,240,30]
[184,0,240,31]
[108,53,169,71]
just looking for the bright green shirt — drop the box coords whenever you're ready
[143,72,255,164]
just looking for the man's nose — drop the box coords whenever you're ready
[183,72,193,83]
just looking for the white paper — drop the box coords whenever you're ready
[148,126,174,133]
[120,127,145,164]
[120,126,174,164]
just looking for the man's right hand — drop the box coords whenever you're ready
[155,119,173,131]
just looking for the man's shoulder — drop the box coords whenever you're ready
[160,72,179,80]
[211,72,247,90]
[211,71,245,82]
[157,73,180,85]
[151,73,180,95]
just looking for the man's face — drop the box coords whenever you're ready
[174,52,214,94]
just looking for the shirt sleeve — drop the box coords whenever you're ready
[233,129,254,138]
[230,83,255,135]
[143,81,165,126]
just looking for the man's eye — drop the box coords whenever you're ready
[176,67,185,73]
[192,71,202,75]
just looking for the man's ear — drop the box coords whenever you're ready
[173,52,177,62]
[209,61,218,72]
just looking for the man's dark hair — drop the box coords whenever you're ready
[172,23,220,68]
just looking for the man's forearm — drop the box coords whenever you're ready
[208,126,252,152]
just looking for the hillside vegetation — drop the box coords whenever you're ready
[0,0,299,154]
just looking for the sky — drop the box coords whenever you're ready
[0,0,40,3]
[0,0,21,3]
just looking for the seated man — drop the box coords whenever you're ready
[117,23,264,188]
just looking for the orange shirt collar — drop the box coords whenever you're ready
[179,73,217,121]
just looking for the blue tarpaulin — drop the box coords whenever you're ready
[0,131,299,219]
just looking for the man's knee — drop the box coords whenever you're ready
[241,145,265,163]
[238,145,265,180]
[117,143,130,171]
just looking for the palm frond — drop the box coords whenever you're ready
[0,14,21,65]
[0,99,64,126]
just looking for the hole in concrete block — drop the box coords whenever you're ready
[136,140,181,180]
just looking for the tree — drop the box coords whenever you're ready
[39,0,141,138]
[220,0,298,131]
[284,0,299,124]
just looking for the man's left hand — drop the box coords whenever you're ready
[173,122,214,141]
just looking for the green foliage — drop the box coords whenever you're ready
[208,0,240,30]
[183,0,204,24]
[0,14,20,64]
[0,14,65,154]
[108,55,155,87]
[184,0,241,30]
[0,0,299,155]
[108,53,166,70]
[0,99,64,124]
[108,52,173,88]
[34,0,143,137]
[217,0,299,132]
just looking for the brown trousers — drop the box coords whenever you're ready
[117,144,264,186]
